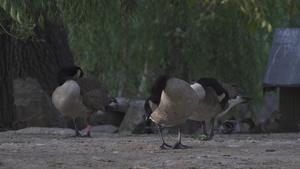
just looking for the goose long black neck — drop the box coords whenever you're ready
[56,66,83,86]
[144,74,172,120]
[197,77,229,103]
[150,74,172,105]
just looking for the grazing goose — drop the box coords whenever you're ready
[144,74,199,149]
[218,116,241,134]
[189,77,251,137]
[52,66,117,137]
[241,111,282,133]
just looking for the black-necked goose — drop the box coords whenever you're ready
[189,77,251,137]
[52,66,117,137]
[144,74,199,149]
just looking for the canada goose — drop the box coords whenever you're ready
[52,66,117,137]
[218,116,241,134]
[189,77,251,137]
[144,74,199,149]
[241,111,282,133]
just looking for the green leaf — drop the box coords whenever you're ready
[193,135,212,141]
[189,0,196,7]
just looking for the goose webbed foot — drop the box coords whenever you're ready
[159,143,173,150]
[202,132,214,139]
[203,131,209,136]
[72,132,82,137]
[202,129,214,138]
[172,142,191,149]
[143,128,153,134]
[81,132,92,138]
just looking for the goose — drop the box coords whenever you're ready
[189,77,251,137]
[52,66,117,137]
[218,116,241,134]
[144,74,199,149]
[241,111,282,133]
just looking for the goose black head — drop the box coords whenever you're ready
[56,66,83,86]
[197,77,229,109]
[144,74,172,120]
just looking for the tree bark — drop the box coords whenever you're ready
[0,24,16,128]
[0,20,74,129]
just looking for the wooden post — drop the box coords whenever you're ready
[279,87,300,132]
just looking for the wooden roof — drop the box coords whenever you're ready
[263,28,300,87]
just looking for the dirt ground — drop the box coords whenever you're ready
[0,127,300,169]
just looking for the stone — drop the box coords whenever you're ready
[81,124,118,133]
[118,99,146,134]
[15,127,74,136]
[13,77,65,129]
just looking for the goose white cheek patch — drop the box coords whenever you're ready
[217,93,225,102]
[75,70,81,78]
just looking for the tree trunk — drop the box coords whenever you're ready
[0,20,74,129]
[0,24,16,128]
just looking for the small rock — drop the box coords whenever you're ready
[265,149,276,152]
[81,125,118,133]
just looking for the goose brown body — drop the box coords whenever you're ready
[52,66,117,137]
[145,74,199,149]
[52,79,90,118]
[189,85,223,121]
[150,77,199,127]
[52,77,113,118]
[188,78,251,137]
[189,82,248,121]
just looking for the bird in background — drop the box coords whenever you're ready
[241,111,282,133]
[189,77,251,138]
[52,66,117,137]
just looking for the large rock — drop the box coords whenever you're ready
[119,99,146,134]
[117,99,203,134]
[13,77,65,129]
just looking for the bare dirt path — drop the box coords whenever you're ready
[0,127,300,169]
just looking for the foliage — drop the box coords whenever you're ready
[69,0,299,114]
[0,0,136,40]
[193,134,211,141]
[1,0,300,118]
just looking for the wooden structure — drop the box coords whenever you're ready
[263,28,300,132]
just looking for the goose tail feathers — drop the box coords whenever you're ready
[241,96,252,103]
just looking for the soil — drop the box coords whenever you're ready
[0,127,300,169]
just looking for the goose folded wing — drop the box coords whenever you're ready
[82,89,112,111]
[76,77,109,94]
